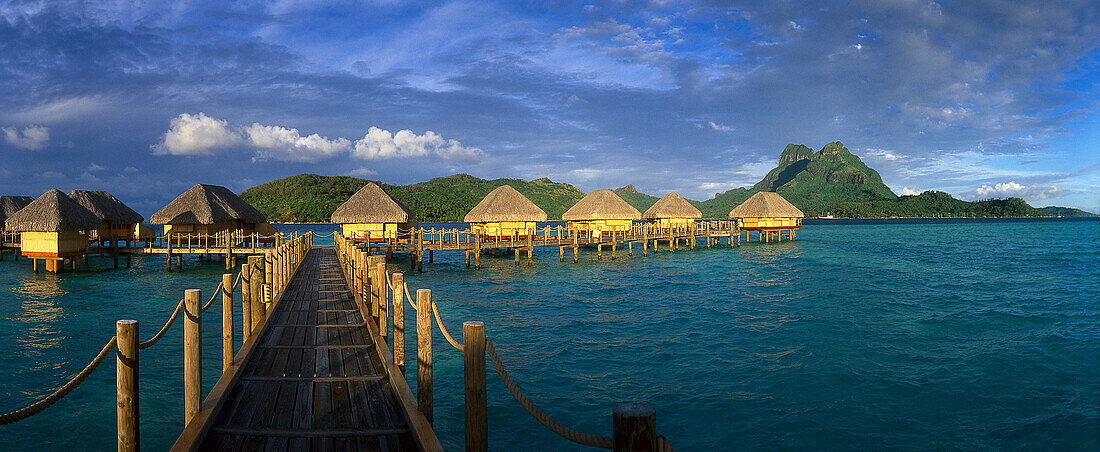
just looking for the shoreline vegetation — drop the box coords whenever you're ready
[241,141,1096,223]
[266,217,1098,225]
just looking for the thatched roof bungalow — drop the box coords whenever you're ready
[151,184,268,236]
[562,189,640,237]
[643,192,701,229]
[728,192,804,230]
[330,182,414,242]
[5,189,100,264]
[464,185,547,239]
[68,190,147,241]
[0,195,34,243]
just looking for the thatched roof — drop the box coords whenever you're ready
[5,189,102,232]
[68,190,144,225]
[150,184,267,225]
[330,182,413,224]
[562,189,640,221]
[643,192,701,219]
[729,192,804,218]
[464,185,547,223]
[0,196,34,224]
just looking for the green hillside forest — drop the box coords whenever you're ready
[240,142,1095,222]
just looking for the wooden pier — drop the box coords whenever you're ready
[174,246,437,450]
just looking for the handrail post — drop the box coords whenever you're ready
[116,319,139,452]
[416,289,433,424]
[248,255,266,327]
[183,289,202,425]
[221,273,233,371]
[377,261,387,339]
[393,272,405,369]
[240,264,252,342]
[464,321,487,452]
[613,403,656,452]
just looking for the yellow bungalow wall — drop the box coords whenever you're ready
[342,222,415,241]
[736,217,802,229]
[20,231,88,258]
[88,222,143,241]
[164,221,261,236]
[567,219,633,237]
[469,221,538,238]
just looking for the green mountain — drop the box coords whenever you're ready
[613,185,660,213]
[241,141,1071,222]
[241,173,585,222]
[697,141,896,217]
[1037,206,1097,217]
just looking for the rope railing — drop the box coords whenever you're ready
[485,338,613,448]
[0,336,117,426]
[139,299,184,350]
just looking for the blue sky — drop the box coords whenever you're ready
[1,0,1098,215]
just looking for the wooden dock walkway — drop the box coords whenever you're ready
[180,246,435,451]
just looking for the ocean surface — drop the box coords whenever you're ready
[0,219,1097,450]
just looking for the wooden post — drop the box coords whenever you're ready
[474,236,481,269]
[248,256,265,331]
[240,264,252,343]
[166,233,172,271]
[417,289,433,424]
[464,321,487,452]
[377,261,388,339]
[116,319,139,452]
[514,247,520,265]
[221,273,233,371]
[393,272,405,369]
[613,403,657,452]
[183,289,202,425]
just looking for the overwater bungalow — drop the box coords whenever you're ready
[68,190,150,243]
[0,195,34,247]
[150,184,269,237]
[562,189,640,238]
[729,191,804,241]
[330,182,415,243]
[464,185,547,239]
[643,192,701,230]
[4,189,101,272]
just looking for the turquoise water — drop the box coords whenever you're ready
[1,220,1098,450]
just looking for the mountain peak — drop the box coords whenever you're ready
[778,144,814,166]
[615,184,639,194]
[817,141,850,156]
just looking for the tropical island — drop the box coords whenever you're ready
[241,141,1095,222]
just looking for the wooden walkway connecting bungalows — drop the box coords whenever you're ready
[174,245,438,451]
[353,219,752,270]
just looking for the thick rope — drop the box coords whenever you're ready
[139,299,184,350]
[200,286,222,312]
[0,336,117,425]
[404,282,417,312]
[486,339,613,449]
[658,435,677,452]
[432,301,464,351]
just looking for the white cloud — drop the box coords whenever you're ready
[966,181,1070,201]
[899,187,921,196]
[152,113,484,163]
[708,121,732,132]
[352,127,484,162]
[88,163,105,171]
[244,123,351,162]
[152,113,242,156]
[3,96,112,124]
[346,168,378,177]
[2,125,49,150]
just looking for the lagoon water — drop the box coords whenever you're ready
[1,219,1097,450]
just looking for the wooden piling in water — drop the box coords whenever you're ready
[183,289,201,425]
[116,319,139,452]
[416,289,433,425]
[613,403,656,452]
[464,321,487,452]
[377,261,388,339]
